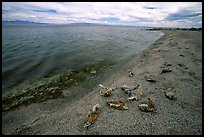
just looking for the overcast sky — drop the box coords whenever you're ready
[2,2,202,28]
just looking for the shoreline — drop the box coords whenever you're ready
[2,30,202,135]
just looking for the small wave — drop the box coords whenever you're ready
[19,57,46,75]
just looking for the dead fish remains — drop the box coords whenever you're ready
[121,84,143,101]
[106,100,128,110]
[84,103,101,128]
[127,84,143,101]
[121,84,138,96]
[99,84,114,97]
[138,97,155,112]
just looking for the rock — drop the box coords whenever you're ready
[18,96,34,105]
[177,63,185,67]
[153,48,161,52]
[161,67,172,73]
[164,91,177,100]
[164,61,172,66]
[144,74,156,82]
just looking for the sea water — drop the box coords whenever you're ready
[2,25,164,96]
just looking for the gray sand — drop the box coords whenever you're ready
[2,30,202,135]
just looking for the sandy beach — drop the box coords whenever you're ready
[2,30,202,135]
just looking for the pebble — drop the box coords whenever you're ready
[165,91,177,100]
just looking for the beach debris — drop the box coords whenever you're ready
[126,96,137,101]
[164,89,177,100]
[128,70,134,77]
[106,100,128,110]
[138,97,155,112]
[161,67,172,73]
[92,103,101,112]
[121,84,139,95]
[121,84,143,101]
[99,84,114,97]
[127,84,143,101]
[121,85,135,96]
[144,74,156,82]
[135,85,143,100]
[84,103,101,129]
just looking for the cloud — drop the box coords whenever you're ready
[33,9,57,13]
[2,2,202,28]
[165,9,202,21]
[144,6,157,9]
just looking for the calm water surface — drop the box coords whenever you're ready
[2,25,163,95]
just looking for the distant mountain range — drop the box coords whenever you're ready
[66,23,111,26]
[2,21,48,26]
[2,21,111,26]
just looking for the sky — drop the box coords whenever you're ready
[2,2,202,28]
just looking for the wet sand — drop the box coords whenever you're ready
[2,30,202,135]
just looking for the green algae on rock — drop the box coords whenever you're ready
[2,60,114,112]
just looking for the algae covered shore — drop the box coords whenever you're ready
[2,60,114,112]
[2,30,202,135]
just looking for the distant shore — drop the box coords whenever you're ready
[2,29,202,135]
[145,27,202,31]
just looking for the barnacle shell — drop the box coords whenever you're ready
[106,100,128,110]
